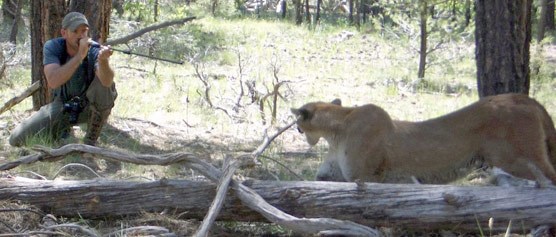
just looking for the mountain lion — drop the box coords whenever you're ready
[291,94,556,187]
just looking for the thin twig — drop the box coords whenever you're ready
[44,223,98,237]
[258,154,305,181]
[121,175,155,181]
[14,171,48,180]
[51,163,103,179]
[251,120,297,161]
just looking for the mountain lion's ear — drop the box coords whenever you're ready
[331,98,342,106]
[291,108,311,120]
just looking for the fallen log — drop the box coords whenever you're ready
[0,144,378,236]
[1,176,555,233]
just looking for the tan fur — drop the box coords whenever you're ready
[291,94,556,186]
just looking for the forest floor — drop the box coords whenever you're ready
[1,16,556,236]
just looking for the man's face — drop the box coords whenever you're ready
[61,24,89,47]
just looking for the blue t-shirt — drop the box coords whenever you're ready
[43,37,99,101]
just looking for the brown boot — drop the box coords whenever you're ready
[84,107,111,146]
[84,107,122,172]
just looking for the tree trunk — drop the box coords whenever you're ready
[475,0,532,97]
[112,0,124,16]
[294,0,302,25]
[281,0,287,19]
[464,0,471,27]
[315,0,321,23]
[211,0,218,16]
[417,0,428,79]
[538,0,548,42]
[30,0,65,110]
[355,0,360,28]
[8,0,23,44]
[2,177,555,233]
[1,0,17,38]
[304,0,310,23]
[547,0,555,30]
[348,0,354,24]
[2,0,17,19]
[154,0,159,22]
[69,0,112,43]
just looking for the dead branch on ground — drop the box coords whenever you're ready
[259,56,291,125]
[231,47,254,112]
[189,49,232,118]
[251,120,296,161]
[194,158,238,237]
[0,81,40,116]
[195,122,295,237]
[233,56,245,111]
[192,61,214,107]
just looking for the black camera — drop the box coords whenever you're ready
[63,96,85,124]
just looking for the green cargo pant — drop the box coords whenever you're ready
[9,78,117,147]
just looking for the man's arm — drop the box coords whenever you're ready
[95,45,114,87]
[44,38,90,89]
[44,56,83,89]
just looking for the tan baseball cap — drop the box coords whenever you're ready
[62,12,89,31]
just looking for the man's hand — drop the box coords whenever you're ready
[95,42,115,87]
[97,45,113,62]
[77,37,91,60]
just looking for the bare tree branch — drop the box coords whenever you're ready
[194,158,238,237]
[251,120,296,160]
[105,17,196,46]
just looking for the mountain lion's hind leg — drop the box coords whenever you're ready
[526,161,556,188]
